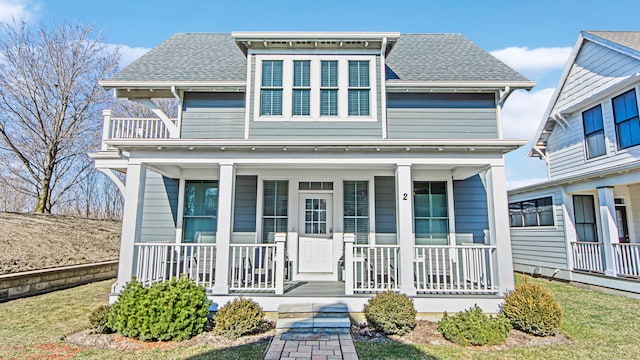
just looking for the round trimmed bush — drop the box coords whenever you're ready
[364,291,416,335]
[501,283,562,336]
[108,277,210,341]
[214,297,265,339]
[437,305,511,346]
[89,305,112,334]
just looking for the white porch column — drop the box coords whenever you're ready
[344,233,355,295]
[212,163,235,294]
[597,186,619,276]
[396,163,416,296]
[274,233,287,295]
[101,109,112,150]
[485,165,515,294]
[113,163,146,295]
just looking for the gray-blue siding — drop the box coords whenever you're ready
[139,170,179,243]
[453,174,489,243]
[386,93,498,139]
[374,176,396,233]
[233,175,258,232]
[181,92,245,139]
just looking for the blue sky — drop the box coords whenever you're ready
[3,0,640,188]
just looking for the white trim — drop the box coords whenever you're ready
[100,80,246,89]
[232,31,401,40]
[386,80,535,89]
[175,178,185,244]
[446,176,456,245]
[244,54,252,139]
[253,55,378,122]
[380,37,388,139]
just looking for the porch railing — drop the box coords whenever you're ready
[349,245,400,293]
[613,243,640,278]
[229,244,278,292]
[571,242,604,273]
[133,243,216,288]
[109,117,176,139]
[414,245,497,294]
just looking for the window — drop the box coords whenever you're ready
[414,182,448,245]
[582,105,606,158]
[321,61,338,116]
[613,89,640,149]
[509,196,553,227]
[292,60,310,116]
[298,181,333,190]
[344,181,369,244]
[573,195,597,242]
[262,180,288,243]
[348,61,370,116]
[260,60,283,116]
[183,181,218,243]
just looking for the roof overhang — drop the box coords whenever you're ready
[385,80,535,92]
[231,31,400,56]
[99,81,247,98]
[102,139,527,154]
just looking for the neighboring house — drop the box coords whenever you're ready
[91,31,534,314]
[509,31,640,294]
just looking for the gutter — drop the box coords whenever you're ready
[386,80,535,90]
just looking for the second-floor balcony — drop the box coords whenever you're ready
[101,109,177,150]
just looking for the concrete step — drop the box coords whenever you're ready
[276,303,351,331]
[276,317,351,329]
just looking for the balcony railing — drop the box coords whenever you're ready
[133,243,216,288]
[571,242,604,273]
[414,245,497,294]
[613,243,640,278]
[109,117,176,140]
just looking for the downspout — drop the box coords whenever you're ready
[171,85,182,137]
[380,37,388,139]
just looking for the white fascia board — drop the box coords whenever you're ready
[99,80,247,90]
[385,80,535,90]
[231,32,400,41]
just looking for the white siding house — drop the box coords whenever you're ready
[92,31,534,314]
[509,31,640,294]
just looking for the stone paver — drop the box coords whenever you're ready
[264,331,358,360]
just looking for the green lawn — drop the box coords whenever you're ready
[356,274,640,359]
[0,280,267,360]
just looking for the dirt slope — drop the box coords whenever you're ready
[0,212,121,274]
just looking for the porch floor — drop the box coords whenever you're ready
[230,281,360,297]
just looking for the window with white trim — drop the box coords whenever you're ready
[253,56,376,121]
[348,61,370,116]
[509,196,553,227]
[260,60,283,116]
[582,105,606,159]
[613,89,640,150]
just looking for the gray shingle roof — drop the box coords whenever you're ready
[106,33,529,83]
[585,31,640,53]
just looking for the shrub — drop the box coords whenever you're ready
[437,305,511,346]
[214,297,264,339]
[364,291,416,335]
[89,305,112,334]
[501,283,562,336]
[108,277,210,341]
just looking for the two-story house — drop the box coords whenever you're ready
[92,31,534,315]
[509,31,640,294]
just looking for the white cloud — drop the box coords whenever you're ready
[0,0,39,23]
[501,88,554,140]
[106,44,150,68]
[506,177,548,190]
[491,46,571,74]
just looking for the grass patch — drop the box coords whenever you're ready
[357,274,640,359]
[0,280,267,359]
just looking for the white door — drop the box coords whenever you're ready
[298,194,333,273]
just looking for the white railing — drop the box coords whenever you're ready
[349,245,399,293]
[613,243,640,278]
[571,242,604,273]
[133,243,216,288]
[110,117,176,139]
[229,244,278,292]
[414,245,497,294]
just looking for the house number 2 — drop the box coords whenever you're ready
[403,193,408,200]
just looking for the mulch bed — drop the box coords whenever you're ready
[352,320,572,351]
[63,321,275,351]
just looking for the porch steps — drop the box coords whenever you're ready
[275,303,351,333]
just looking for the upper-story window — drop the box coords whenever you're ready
[582,104,606,159]
[260,60,283,116]
[254,56,377,121]
[348,61,370,116]
[613,89,640,150]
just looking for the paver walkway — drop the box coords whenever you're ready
[264,331,358,360]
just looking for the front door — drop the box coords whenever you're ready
[616,206,630,243]
[298,193,333,273]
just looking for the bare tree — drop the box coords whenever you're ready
[0,20,119,213]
